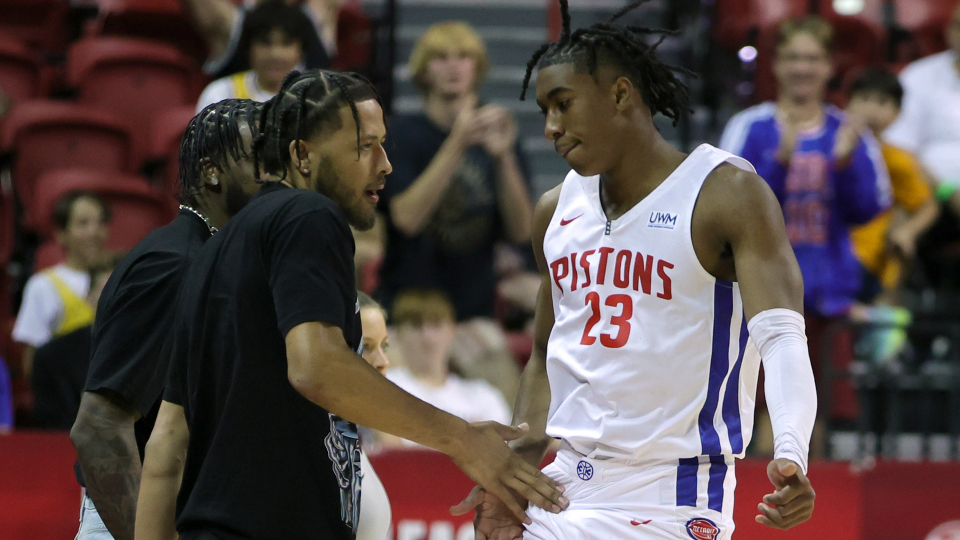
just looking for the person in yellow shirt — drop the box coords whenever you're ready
[847,68,939,303]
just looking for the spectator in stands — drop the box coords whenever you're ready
[847,68,938,304]
[378,289,511,449]
[376,22,532,396]
[32,261,114,430]
[196,0,314,111]
[183,0,337,80]
[355,292,392,540]
[884,2,960,281]
[12,191,110,381]
[719,15,891,434]
[359,292,390,376]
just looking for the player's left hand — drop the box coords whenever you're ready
[756,458,816,530]
[451,485,525,540]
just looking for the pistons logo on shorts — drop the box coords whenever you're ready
[686,518,720,540]
[576,460,594,480]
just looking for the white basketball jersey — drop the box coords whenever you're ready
[543,144,761,462]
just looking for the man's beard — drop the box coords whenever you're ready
[225,179,253,217]
[313,155,376,231]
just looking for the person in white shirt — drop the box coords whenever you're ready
[13,191,110,380]
[195,0,313,112]
[379,288,512,449]
[884,2,960,206]
[356,292,393,540]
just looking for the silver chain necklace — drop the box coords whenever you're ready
[179,205,218,235]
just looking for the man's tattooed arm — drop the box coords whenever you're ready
[71,390,142,540]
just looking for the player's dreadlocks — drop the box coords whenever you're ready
[521,0,695,126]
[177,99,262,207]
[254,69,380,181]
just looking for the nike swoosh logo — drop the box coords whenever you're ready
[631,520,652,526]
[560,214,583,226]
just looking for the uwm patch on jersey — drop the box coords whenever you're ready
[541,144,764,463]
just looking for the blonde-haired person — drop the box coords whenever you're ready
[375,21,530,400]
[355,292,392,540]
[377,289,512,450]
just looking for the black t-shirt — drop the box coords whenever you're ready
[32,326,91,430]
[75,210,211,486]
[164,183,362,540]
[376,112,531,320]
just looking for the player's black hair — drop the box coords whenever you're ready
[254,69,381,180]
[53,190,112,230]
[849,67,903,108]
[238,0,313,61]
[520,0,694,126]
[177,99,262,208]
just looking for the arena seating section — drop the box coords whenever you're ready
[712,0,957,103]
[0,0,379,423]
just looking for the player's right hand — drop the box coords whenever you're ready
[451,421,568,524]
[452,485,525,540]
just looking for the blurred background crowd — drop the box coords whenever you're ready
[0,0,959,464]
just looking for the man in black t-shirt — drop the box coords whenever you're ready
[69,99,262,540]
[137,70,567,540]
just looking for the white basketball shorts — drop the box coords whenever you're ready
[524,447,736,540]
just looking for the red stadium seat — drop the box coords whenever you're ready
[712,0,808,52]
[332,4,374,72]
[0,100,135,228]
[0,34,48,104]
[0,0,68,53]
[90,0,210,64]
[31,168,176,269]
[147,106,195,192]
[66,37,202,158]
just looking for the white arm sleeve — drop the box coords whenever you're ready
[747,308,817,474]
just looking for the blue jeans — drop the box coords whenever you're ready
[75,494,115,540]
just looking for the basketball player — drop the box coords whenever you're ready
[135,70,566,540]
[70,99,262,540]
[453,2,818,539]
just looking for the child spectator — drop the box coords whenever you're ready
[379,289,511,449]
[195,0,315,111]
[12,191,110,380]
[719,16,891,436]
[846,68,939,303]
[883,3,960,285]
[32,261,115,430]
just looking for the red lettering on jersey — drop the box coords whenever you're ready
[596,247,615,285]
[613,250,631,289]
[657,260,674,300]
[550,257,569,294]
[600,294,633,348]
[570,252,579,291]
[633,253,653,294]
[579,249,595,289]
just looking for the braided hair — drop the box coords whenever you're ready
[254,69,380,181]
[521,0,694,126]
[177,99,262,207]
